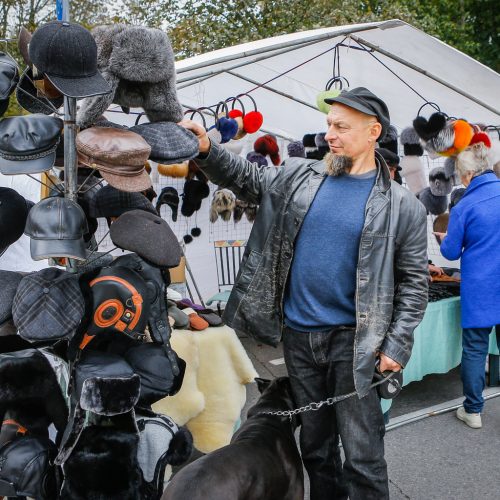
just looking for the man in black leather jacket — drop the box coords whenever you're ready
[180,87,428,500]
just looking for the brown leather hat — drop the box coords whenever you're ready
[76,127,152,192]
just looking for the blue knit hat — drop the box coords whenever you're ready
[287,141,305,158]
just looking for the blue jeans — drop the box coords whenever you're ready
[283,326,388,500]
[461,327,492,413]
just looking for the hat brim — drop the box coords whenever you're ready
[323,95,378,118]
[100,169,152,193]
[18,27,32,66]
[0,150,56,175]
[16,68,63,114]
[30,237,87,261]
[46,71,111,99]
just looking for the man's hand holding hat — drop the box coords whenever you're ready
[178,119,211,155]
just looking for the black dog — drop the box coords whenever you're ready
[162,376,304,500]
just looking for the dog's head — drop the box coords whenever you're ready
[248,377,300,428]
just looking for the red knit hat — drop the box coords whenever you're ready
[254,134,280,166]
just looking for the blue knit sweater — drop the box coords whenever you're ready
[284,170,376,332]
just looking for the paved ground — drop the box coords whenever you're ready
[237,332,500,500]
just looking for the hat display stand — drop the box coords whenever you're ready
[0,4,196,500]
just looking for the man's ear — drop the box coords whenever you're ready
[371,122,383,142]
[254,377,271,394]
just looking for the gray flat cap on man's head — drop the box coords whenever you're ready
[324,87,390,141]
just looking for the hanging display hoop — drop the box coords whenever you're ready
[416,101,448,119]
[235,93,264,134]
[325,76,350,91]
[226,97,247,140]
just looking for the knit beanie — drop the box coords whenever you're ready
[287,141,305,158]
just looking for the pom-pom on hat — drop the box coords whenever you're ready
[254,134,280,166]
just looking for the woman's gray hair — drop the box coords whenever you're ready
[455,143,490,178]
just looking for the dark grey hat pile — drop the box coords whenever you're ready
[0,115,63,174]
[29,20,111,99]
[77,24,183,128]
[429,166,453,196]
[88,184,156,219]
[417,187,448,216]
[12,267,85,342]
[0,270,24,325]
[0,52,19,117]
[25,196,88,261]
[129,121,199,165]
[0,187,33,256]
[110,209,182,268]
[324,87,390,141]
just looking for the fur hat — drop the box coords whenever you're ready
[314,132,328,149]
[254,135,280,166]
[287,140,305,158]
[400,155,427,194]
[378,124,398,154]
[61,425,142,500]
[245,203,258,222]
[210,190,236,223]
[417,187,448,215]
[77,24,183,128]
[302,133,317,148]
[181,179,210,217]
[0,349,68,439]
[246,151,268,167]
[233,199,248,223]
[429,166,453,196]
[400,126,424,156]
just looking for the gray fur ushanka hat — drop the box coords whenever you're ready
[77,24,183,128]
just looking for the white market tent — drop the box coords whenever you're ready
[176,19,499,139]
[2,20,500,300]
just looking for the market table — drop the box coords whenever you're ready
[382,296,500,415]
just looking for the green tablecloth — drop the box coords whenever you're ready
[382,297,499,414]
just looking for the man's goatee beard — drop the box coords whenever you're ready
[324,152,353,176]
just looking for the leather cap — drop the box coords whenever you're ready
[76,127,152,192]
[0,52,19,110]
[18,26,32,66]
[324,87,390,141]
[0,114,63,174]
[25,196,88,261]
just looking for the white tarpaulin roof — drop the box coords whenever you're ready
[176,19,500,140]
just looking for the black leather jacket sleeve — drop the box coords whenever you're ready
[195,141,282,205]
[379,206,429,367]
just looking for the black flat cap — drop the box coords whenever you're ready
[110,210,182,268]
[0,53,19,117]
[88,184,157,219]
[0,114,63,174]
[324,87,390,141]
[129,121,199,165]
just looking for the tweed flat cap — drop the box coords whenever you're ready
[12,267,85,342]
[0,271,24,325]
[110,210,182,268]
[76,127,152,192]
[129,121,199,165]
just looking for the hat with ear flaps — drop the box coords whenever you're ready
[77,24,183,128]
[400,126,424,156]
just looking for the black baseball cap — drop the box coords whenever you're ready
[25,196,88,261]
[29,21,111,99]
[324,87,390,141]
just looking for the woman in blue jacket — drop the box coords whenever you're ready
[436,141,500,429]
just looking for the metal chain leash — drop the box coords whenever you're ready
[261,374,395,420]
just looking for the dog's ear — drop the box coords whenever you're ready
[254,377,271,394]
